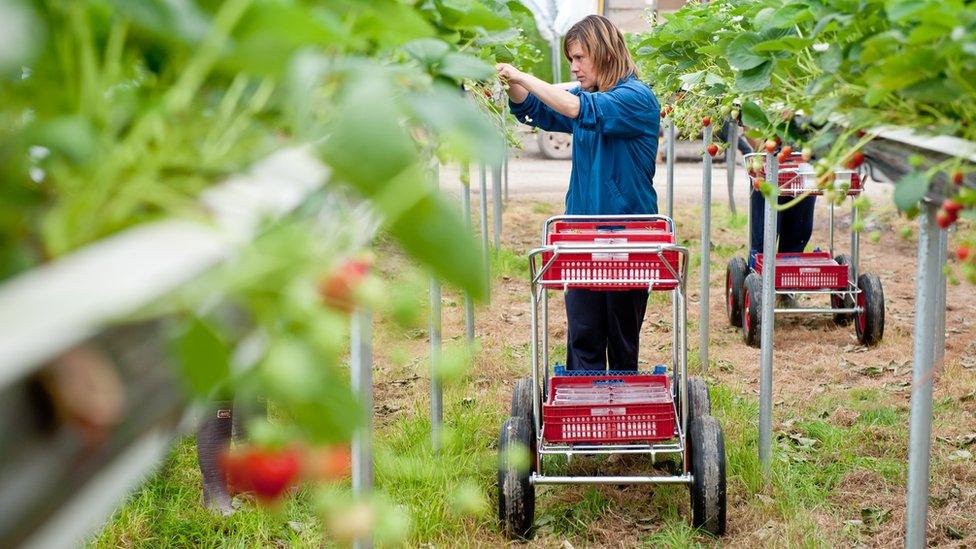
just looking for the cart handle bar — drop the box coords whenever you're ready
[528,243,689,289]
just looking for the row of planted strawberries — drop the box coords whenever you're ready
[637,0,976,280]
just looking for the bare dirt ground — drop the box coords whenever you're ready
[377,149,975,547]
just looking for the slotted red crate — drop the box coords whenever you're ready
[540,223,681,290]
[550,220,671,234]
[749,153,862,196]
[755,252,848,290]
[542,375,676,443]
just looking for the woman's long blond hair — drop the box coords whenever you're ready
[563,15,638,92]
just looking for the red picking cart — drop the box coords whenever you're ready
[497,215,727,539]
[725,153,885,347]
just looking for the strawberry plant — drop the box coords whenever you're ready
[632,0,976,277]
[0,0,540,541]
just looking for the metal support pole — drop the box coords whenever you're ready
[479,162,491,303]
[829,202,835,256]
[460,165,475,344]
[430,163,443,452]
[699,125,713,371]
[429,276,442,452]
[503,102,510,204]
[905,203,941,548]
[758,154,778,473]
[851,204,860,280]
[726,122,737,215]
[550,35,562,83]
[351,308,373,549]
[934,228,948,367]
[492,161,503,250]
[666,118,675,219]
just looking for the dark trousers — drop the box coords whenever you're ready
[750,190,816,259]
[565,288,649,371]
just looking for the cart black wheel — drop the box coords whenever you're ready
[689,415,727,536]
[741,273,762,347]
[831,255,855,325]
[855,273,885,346]
[511,378,533,422]
[687,376,712,426]
[725,257,748,327]
[497,417,535,540]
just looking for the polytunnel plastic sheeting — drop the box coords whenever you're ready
[520,0,598,41]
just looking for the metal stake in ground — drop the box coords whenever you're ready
[503,102,510,204]
[666,118,675,218]
[479,162,491,303]
[700,124,713,371]
[350,308,373,549]
[460,164,475,343]
[726,121,737,215]
[904,202,941,548]
[758,153,778,473]
[492,160,503,250]
[430,163,443,452]
[934,228,948,367]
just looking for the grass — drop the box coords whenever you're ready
[90,200,976,547]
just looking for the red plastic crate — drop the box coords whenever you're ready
[550,220,671,234]
[542,375,676,443]
[755,252,849,290]
[750,153,862,196]
[540,224,681,290]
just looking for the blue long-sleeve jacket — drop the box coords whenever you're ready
[510,75,660,215]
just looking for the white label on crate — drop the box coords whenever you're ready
[592,238,628,262]
[799,267,821,274]
[590,407,627,416]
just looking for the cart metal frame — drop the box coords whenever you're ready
[525,214,692,486]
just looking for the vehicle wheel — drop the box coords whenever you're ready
[855,273,885,346]
[511,377,536,437]
[497,417,535,540]
[688,415,727,536]
[741,273,762,347]
[831,254,855,325]
[538,131,572,160]
[725,257,748,327]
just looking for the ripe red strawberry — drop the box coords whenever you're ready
[764,140,777,153]
[957,245,971,262]
[774,135,782,146]
[936,209,954,229]
[943,198,964,216]
[318,258,371,312]
[221,446,302,503]
[952,170,964,185]
[707,143,719,157]
[780,145,793,158]
[845,151,865,169]
[660,110,667,119]
[702,116,711,127]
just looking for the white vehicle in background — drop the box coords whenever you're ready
[535,81,579,159]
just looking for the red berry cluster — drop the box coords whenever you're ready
[937,198,964,229]
[220,444,352,505]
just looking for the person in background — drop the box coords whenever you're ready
[496,15,660,372]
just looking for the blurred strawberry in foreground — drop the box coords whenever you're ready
[317,255,373,313]
[305,445,353,481]
[220,445,302,504]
